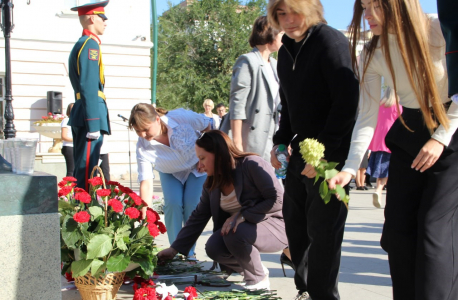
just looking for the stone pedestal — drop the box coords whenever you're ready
[0,170,61,300]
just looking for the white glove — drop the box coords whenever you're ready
[380,86,399,108]
[86,131,101,139]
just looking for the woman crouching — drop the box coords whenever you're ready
[157,130,287,290]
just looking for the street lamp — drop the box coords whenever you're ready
[0,0,15,139]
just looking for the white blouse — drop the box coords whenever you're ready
[342,16,458,175]
[136,108,211,183]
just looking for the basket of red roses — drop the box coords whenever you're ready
[59,166,166,300]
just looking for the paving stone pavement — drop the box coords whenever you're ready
[62,184,393,300]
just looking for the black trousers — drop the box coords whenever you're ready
[283,154,348,300]
[98,153,110,182]
[382,107,458,300]
[61,146,74,177]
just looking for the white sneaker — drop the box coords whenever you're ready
[293,292,311,300]
[372,192,382,208]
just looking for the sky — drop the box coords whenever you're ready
[155,0,438,30]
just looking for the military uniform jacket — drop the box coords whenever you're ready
[68,29,110,134]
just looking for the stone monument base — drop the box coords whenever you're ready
[0,171,61,300]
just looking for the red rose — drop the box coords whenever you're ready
[48,112,52,115]
[107,199,123,213]
[58,180,67,188]
[157,221,167,234]
[125,207,140,219]
[69,182,77,188]
[114,188,120,194]
[73,211,90,223]
[133,287,157,300]
[129,193,143,206]
[164,295,173,300]
[120,186,133,194]
[63,176,77,182]
[184,286,198,298]
[64,272,74,282]
[147,223,160,237]
[58,186,73,197]
[146,209,157,223]
[106,181,120,187]
[96,189,112,197]
[152,210,161,222]
[74,192,92,204]
[87,177,103,186]
[74,187,86,193]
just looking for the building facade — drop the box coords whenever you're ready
[0,0,152,180]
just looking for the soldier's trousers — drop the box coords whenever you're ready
[72,126,103,191]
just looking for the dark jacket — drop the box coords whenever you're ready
[438,0,458,96]
[171,155,285,255]
[273,23,359,167]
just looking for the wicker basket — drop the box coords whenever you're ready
[74,272,126,300]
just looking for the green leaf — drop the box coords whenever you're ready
[106,254,130,272]
[323,191,332,204]
[343,194,350,204]
[86,234,113,259]
[319,180,328,199]
[116,225,131,237]
[324,169,339,180]
[335,184,347,202]
[100,226,115,235]
[116,237,128,251]
[90,259,106,277]
[138,257,156,276]
[325,162,339,170]
[135,226,150,240]
[71,259,93,278]
[314,174,320,184]
[61,215,81,249]
[58,200,74,210]
[89,206,103,219]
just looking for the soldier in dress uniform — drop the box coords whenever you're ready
[438,0,458,102]
[68,0,111,190]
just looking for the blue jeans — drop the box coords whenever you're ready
[159,171,207,257]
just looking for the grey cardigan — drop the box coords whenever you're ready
[220,48,280,161]
[171,155,285,255]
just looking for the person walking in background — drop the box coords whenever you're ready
[215,103,227,129]
[355,150,370,190]
[157,130,287,291]
[61,103,74,177]
[202,99,220,130]
[129,103,211,261]
[328,1,458,299]
[267,0,360,299]
[220,16,283,163]
[68,0,111,190]
[367,87,402,208]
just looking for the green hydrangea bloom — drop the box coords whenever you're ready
[299,138,325,167]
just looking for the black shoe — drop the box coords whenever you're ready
[363,186,369,190]
[280,253,295,277]
[356,186,365,190]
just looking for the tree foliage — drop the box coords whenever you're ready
[154,0,266,112]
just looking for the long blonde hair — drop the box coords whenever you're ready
[348,0,448,133]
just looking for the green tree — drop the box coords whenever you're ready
[154,0,266,112]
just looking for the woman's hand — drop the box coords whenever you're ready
[157,247,178,261]
[328,171,353,199]
[301,163,317,178]
[221,214,245,236]
[412,139,444,172]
